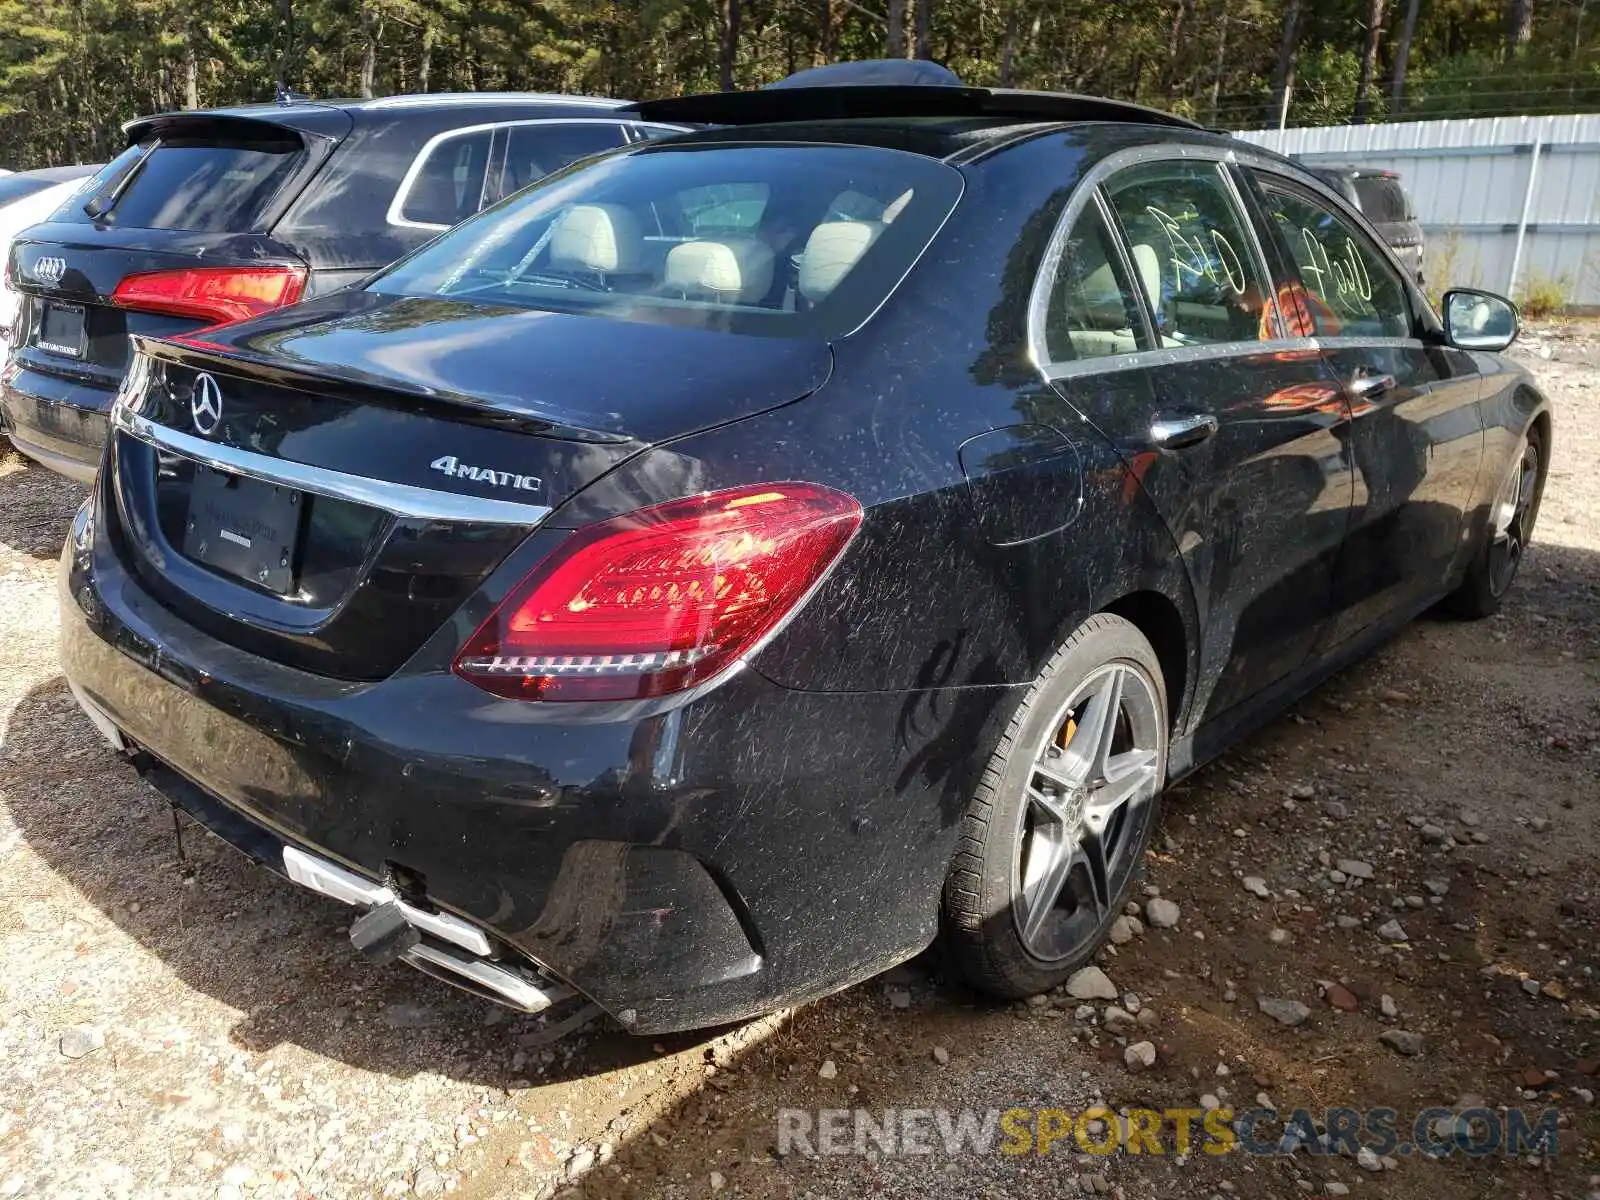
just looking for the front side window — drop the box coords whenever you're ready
[1103,160,1273,346]
[369,142,963,340]
[396,129,493,229]
[1040,201,1151,363]
[1253,176,1412,340]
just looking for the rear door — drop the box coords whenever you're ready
[1039,152,1355,726]
[389,119,638,236]
[1244,168,1484,644]
[487,120,643,205]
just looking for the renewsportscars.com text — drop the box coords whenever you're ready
[776,1105,1561,1159]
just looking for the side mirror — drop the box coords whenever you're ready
[1443,288,1519,352]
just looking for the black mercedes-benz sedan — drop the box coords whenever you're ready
[57,79,1547,1033]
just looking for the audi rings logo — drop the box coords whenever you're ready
[33,256,67,285]
[190,373,224,436]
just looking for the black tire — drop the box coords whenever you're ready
[1445,425,1545,620]
[942,613,1167,1000]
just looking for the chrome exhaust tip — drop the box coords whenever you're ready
[281,845,575,1014]
[283,845,492,956]
[403,941,573,1014]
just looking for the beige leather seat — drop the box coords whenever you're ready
[1128,243,1161,312]
[663,237,776,305]
[798,221,880,304]
[548,204,644,276]
[1061,242,1165,358]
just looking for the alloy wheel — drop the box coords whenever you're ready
[1011,660,1164,962]
[1489,438,1540,597]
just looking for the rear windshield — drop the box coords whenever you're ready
[61,134,305,232]
[367,142,963,339]
[1353,176,1412,223]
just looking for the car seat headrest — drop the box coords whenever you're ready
[549,204,643,274]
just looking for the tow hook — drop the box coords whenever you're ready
[350,902,421,963]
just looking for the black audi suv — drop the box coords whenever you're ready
[56,79,1546,1033]
[3,92,679,480]
[1307,164,1426,284]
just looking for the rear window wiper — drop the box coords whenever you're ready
[83,139,161,221]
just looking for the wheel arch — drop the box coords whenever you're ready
[1527,401,1552,463]
[1489,379,1553,536]
[1524,393,1553,531]
[1097,587,1196,735]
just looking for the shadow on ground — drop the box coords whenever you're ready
[0,672,746,1088]
[0,445,86,559]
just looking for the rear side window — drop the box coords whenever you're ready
[67,136,305,231]
[396,129,493,228]
[1040,201,1151,363]
[368,143,963,340]
[493,122,630,202]
[1102,160,1273,347]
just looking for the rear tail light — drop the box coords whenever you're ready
[453,483,863,702]
[111,265,307,324]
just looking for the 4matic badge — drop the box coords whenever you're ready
[429,455,543,494]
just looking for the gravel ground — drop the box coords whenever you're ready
[1,326,1597,1200]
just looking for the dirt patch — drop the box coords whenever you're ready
[1,329,1597,1200]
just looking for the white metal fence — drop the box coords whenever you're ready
[1238,115,1600,310]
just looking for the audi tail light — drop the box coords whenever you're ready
[453,483,864,701]
[111,265,307,324]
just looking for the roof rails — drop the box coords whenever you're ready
[360,92,626,110]
[623,83,1204,131]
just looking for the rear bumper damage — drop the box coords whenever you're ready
[1,366,110,481]
[93,736,575,1016]
[58,500,1005,1032]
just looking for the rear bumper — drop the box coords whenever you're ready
[1,365,111,481]
[59,499,1012,1032]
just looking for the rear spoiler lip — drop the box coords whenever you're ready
[121,106,354,145]
[128,332,641,445]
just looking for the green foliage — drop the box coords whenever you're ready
[0,0,1595,169]
[1519,270,1570,319]
[1288,45,1368,127]
[1407,50,1600,118]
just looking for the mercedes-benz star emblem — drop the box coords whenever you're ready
[191,373,224,436]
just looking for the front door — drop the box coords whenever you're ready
[1245,171,1485,644]
[1037,154,1356,729]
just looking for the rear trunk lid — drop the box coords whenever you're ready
[106,292,833,680]
[7,108,347,396]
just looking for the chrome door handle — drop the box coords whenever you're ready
[1150,412,1219,450]
[1348,372,1397,399]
